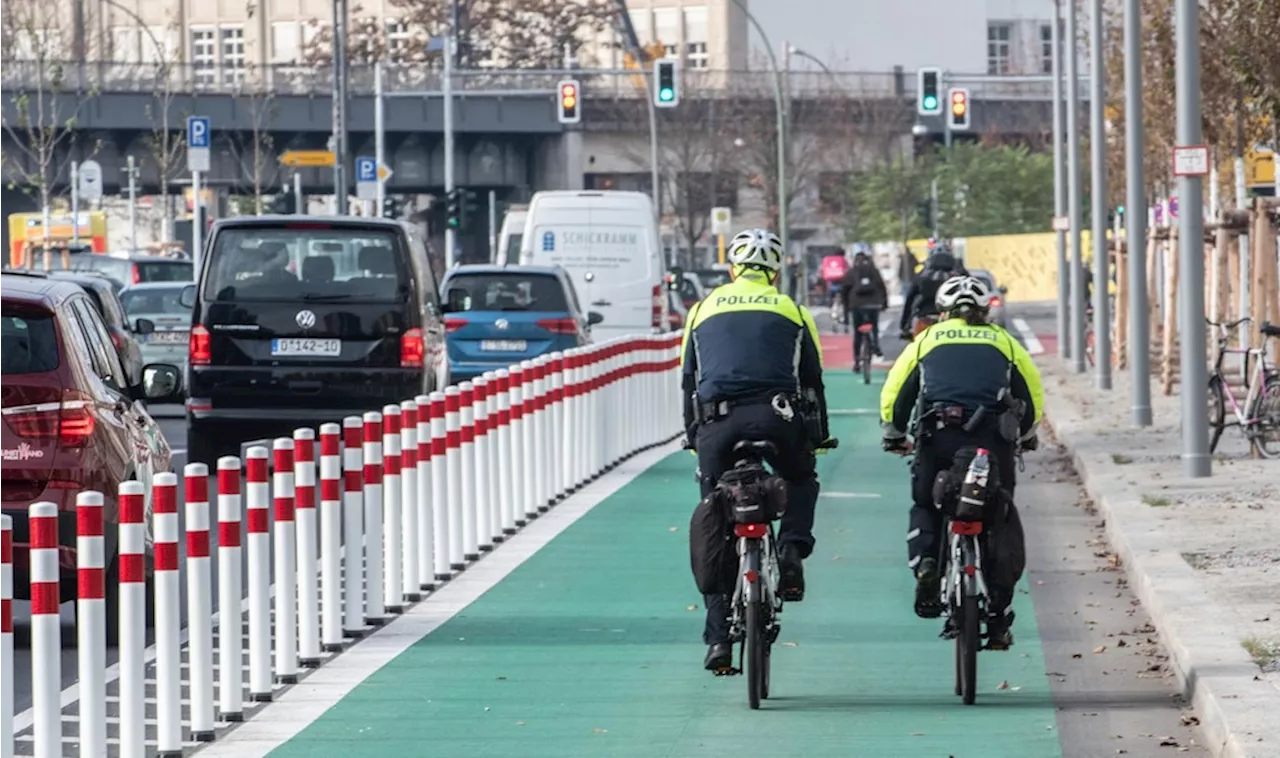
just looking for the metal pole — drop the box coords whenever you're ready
[1234,92,1250,348]
[1124,0,1151,426]
[780,41,791,297]
[192,170,203,271]
[294,172,304,214]
[1066,0,1086,373]
[443,31,457,267]
[331,0,349,215]
[126,155,138,252]
[488,189,497,262]
[1089,0,1111,389]
[1175,0,1210,478]
[375,61,385,211]
[647,79,659,223]
[930,178,940,240]
[1052,1,1070,359]
[71,161,80,248]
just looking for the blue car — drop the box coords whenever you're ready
[440,265,603,383]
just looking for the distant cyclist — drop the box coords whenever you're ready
[839,247,887,369]
[899,249,967,340]
[681,227,831,672]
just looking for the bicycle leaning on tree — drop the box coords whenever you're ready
[1206,317,1280,458]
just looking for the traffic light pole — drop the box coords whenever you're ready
[1066,0,1087,374]
[375,61,385,213]
[1051,0,1070,360]
[1089,0,1112,390]
[443,7,458,267]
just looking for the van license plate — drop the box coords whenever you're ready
[272,338,341,357]
[150,330,188,344]
[480,339,527,352]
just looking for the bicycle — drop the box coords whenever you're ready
[1206,317,1280,458]
[856,322,875,384]
[718,437,839,709]
[829,294,847,334]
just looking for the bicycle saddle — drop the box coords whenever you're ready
[1262,321,1280,338]
[733,440,777,457]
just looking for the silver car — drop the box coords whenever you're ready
[119,281,193,391]
[968,268,1007,328]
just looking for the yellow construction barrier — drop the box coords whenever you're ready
[899,231,1101,303]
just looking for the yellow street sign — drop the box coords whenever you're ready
[377,164,393,181]
[1245,148,1275,187]
[280,150,337,168]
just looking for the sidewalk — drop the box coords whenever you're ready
[1040,360,1280,758]
[204,374,1069,758]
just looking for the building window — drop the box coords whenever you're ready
[220,26,245,85]
[111,26,136,62]
[190,27,216,85]
[271,21,301,63]
[683,6,709,69]
[385,19,410,62]
[1040,23,1054,74]
[987,22,1011,75]
[653,8,680,58]
[141,27,173,63]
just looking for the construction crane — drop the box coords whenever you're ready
[611,0,667,92]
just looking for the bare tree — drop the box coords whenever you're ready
[1,0,84,264]
[130,20,186,242]
[226,86,278,214]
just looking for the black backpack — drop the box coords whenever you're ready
[853,270,878,297]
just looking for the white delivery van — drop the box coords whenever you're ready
[495,204,527,265]
[519,190,668,338]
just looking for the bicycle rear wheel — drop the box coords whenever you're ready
[958,592,979,705]
[1207,374,1226,453]
[1246,373,1280,459]
[744,544,765,710]
[861,338,872,384]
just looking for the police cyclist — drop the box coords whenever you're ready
[879,275,1044,650]
[899,249,968,340]
[681,227,830,672]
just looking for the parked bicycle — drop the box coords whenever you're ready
[717,437,838,709]
[1206,317,1280,458]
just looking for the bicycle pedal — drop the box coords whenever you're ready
[713,666,741,677]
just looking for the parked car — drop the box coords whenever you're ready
[120,282,193,394]
[4,269,151,388]
[693,266,732,290]
[1,273,182,640]
[70,253,194,291]
[439,265,602,383]
[184,215,449,465]
[968,268,1008,327]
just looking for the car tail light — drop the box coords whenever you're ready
[734,523,768,539]
[1,388,96,447]
[651,284,663,328]
[110,330,123,349]
[444,317,467,332]
[190,325,211,365]
[131,264,141,284]
[400,327,424,368]
[988,296,1002,308]
[536,317,578,334]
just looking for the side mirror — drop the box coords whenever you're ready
[586,311,604,326]
[443,288,469,313]
[134,318,155,335]
[178,284,196,309]
[998,285,1008,295]
[140,363,181,403]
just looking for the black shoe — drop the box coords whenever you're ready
[914,558,943,618]
[779,543,805,602]
[986,611,1015,650]
[704,641,734,672]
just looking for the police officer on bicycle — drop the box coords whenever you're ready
[899,249,968,340]
[879,275,1044,649]
[682,227,830,672]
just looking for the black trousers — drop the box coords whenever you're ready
[850,307,881,359]
[908,426,1019,610]
[695,401,819,645]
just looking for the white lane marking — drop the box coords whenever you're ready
[1012,317,1045,356]
[198,440,682,757]
[171,448,188,456]
[821,492,883,499]
[829,409,878,416]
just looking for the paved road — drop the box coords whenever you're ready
[262,366,1205,757]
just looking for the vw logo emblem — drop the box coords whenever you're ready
[295,309,317,329]
[494,319,509,331]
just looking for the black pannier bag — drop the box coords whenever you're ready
[690,491,737,595]
[930,446,1025,591]
[716,463,788,525]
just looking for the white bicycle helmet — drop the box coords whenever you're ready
[935,275,992,313]
[727,228,784,272]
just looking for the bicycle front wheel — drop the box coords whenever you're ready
[745,544,765,709]
[958,593,979,705]
[861,339,872,384]
[1246,373,1280,459]
[1207,374,1226,453]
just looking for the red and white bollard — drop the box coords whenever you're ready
[531,358,550,514]
[293,428,322,667]
[273,438,299,683]
[587,345,604,479]
[399,400,423,600]
[342,417,366,637]
[428,391,450,581]
[1,514,13,758]
[508,364,528,527]
[457,383,479,561]
[549,353,566,501]
[28,501,61,758]
[472,378,492,552]
[115,482,147,757]
[245,445,273,701]
[561,351,578,495]
[444,386,465,569]
[363,412,386,624]
[519,360,539,521]
[382,405,404,612]
[318,423,344,652]
[75,490,108,757]
[494,369,515,535]
[413,394,437,590]
[184,464,216,741]
[216,456,244,721]
[152,472,182,757]
[484,372,502,545]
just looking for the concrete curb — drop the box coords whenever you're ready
[1043,387,1280,758]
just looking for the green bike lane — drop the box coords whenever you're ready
[268,372,1063,758]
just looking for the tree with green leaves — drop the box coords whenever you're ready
[843,151,933,244]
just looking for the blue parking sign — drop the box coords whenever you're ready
[355,157,377,184]
[187,116,210,149]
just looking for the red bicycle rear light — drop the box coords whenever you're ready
[734,523,768,539]
[951,521,983,535]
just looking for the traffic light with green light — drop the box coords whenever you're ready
[918,67,941,116]
[446,189,460,229]
[654,59,679,108]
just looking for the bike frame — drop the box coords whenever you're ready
[1212,321,1275,428]
[730,522,780,624]
[940,520,990,614]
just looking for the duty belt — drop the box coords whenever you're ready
[697,393,787,422]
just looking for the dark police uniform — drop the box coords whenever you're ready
[681,270,826,645]
[879,317,1044,614]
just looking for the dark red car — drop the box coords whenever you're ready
[1,273,181,637]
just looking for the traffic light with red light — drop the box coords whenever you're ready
[557,79,581,124]
[949,88,971,130]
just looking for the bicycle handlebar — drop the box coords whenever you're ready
[1207,316,1251,329]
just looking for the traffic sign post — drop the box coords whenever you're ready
[355,157,378,202]
[1172,145,1209,177]
[187,116,211,273]
[77,160,103,202]
[710,206,732,265]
